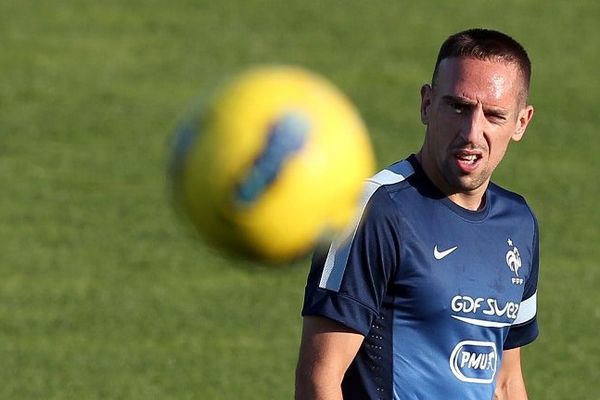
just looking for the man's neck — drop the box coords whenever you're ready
[414,151,487,211]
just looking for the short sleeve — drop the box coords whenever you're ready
[301,185,401,336]
[504,214,540,349]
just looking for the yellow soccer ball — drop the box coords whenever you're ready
[170,66,375,262]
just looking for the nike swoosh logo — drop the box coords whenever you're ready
[434,245,458,260]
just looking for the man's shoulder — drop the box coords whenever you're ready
[488,182,538,224]
[366,156,429,200]
[489,182,532,208]
[368,159,416,187]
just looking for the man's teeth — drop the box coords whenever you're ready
[458,154,478,163]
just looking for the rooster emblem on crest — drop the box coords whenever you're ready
[505,239,522,277]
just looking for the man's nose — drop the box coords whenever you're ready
[461,103,486,143]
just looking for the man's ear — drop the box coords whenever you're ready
[512,105,534,142]
[420,84,432,125]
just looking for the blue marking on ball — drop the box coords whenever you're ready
[235,112,310,207]
[169,116,201,188]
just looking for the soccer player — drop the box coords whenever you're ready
[295,28,539,399]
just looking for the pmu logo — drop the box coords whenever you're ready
[234,112,309,206]
[449,340,498,384]
[505,238,524,285]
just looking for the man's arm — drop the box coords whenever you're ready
[494,347,528,400]
[295,316,364,400]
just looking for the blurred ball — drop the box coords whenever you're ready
[170,65,375,262]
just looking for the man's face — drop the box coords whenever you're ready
[420,57,534,200]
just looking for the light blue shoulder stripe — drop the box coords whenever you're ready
[318,160,415,292]
[513,291,537,325]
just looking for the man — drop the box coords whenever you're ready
[296,28,539,399]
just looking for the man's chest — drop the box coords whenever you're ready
[389,215,532,328]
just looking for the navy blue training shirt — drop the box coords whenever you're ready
[302,155,539,399]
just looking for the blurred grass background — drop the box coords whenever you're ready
[1,0,599,398]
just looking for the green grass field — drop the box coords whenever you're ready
[1,1,599,398]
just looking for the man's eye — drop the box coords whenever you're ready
[451,102,468,114]
[486,113,507,123]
